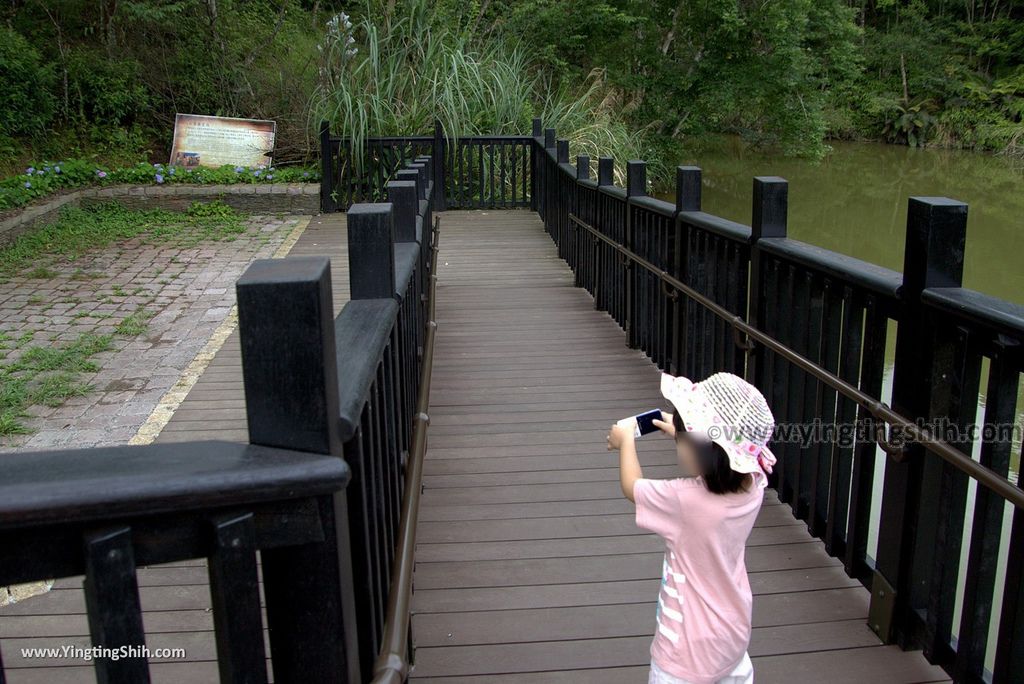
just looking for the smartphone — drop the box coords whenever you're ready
[618,409,663,438]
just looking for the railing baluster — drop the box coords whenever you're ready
[83,527,150,684]
[208,512,267,684]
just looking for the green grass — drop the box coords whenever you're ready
[24,266,58,279]
[28,372,93,408]
[0,201,247,277]
[115,307,154,337]
[0,332,112,437]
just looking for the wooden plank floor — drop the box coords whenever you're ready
[409,210,949,683]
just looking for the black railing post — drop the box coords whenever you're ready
[624,160,646,350]
[597,157,614,186]
[530,118,542,212]
[236,255,358,683]
[319,120,337,213]
[405,162,429,201]
[873,197,967,649]
[395,168,424,205]
[626,160,646,198]
[432,120,446,210]
[576,155,590,181]
[748,177,788,387]
[387,182,418,244]
[557,139,569,164]
[675,166,701,213]
[348,203,397,300]
[670,166,701,376]
[544,128,556,150]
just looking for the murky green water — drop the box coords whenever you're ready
[656,137,1024,304]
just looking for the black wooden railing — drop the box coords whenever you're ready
[531,121,1024,684]
[0,160,438,683]
[320,121,534,212]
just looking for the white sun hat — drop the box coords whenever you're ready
[660,372,777,476]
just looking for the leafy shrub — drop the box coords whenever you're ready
[67,51,149,124]
[0,27,55,138]
[0,161,319,211]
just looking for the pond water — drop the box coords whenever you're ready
[655,137,1024,304]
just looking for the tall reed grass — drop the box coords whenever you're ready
[311,0,657,182]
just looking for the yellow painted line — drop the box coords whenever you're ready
[128,215,311,446]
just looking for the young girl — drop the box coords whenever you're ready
[606,372,777,684]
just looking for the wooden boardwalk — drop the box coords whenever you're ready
[408,210,948,683]
[0,209,950,682]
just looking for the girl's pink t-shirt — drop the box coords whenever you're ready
[633,473,765,684]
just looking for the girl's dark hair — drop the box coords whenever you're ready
[672,411,748,495]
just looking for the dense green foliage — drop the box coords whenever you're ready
[1,0,1021,172]
[481,0,1024,158]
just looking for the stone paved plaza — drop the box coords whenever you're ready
[0,213,307,452]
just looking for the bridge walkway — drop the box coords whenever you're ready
[409,209,949,684]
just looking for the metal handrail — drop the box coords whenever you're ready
[569,213,1024,510]
[371,216,441,684]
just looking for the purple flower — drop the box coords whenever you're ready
[267,174,274,180]
[24,181,31,189]
[96,170,108,178]
[234,166,244,173]
[254,170,262,177]
[303,171,310,177]
[54,166,61,174]
[155,174,165,184]
[26,167,34,175]
[36,170,44,175]
[154,163,163,169]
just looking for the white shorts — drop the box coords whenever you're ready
[649,653,753,684]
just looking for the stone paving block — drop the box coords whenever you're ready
[0,210,300,451]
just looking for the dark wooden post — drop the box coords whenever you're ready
[675,166,701,212]
[626,160,646,198]
[395,168,424,204]
[387,182,418,243]
[597,157,614,186]
[405,162,429,201]
[531,118,542,212]
[544,128,556,150]
[557,139,569,164]
[624,161,646,349]
[347,203,396,299]
[319,121,337,213]
[431,121,446,210]
[576,155,590,181]
[747,177,788,386]
[236,255,358,683]
[670,166,701,376]
[873,197,967,648]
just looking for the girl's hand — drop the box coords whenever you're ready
[606,423,634,451]
[652,411,676,437]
